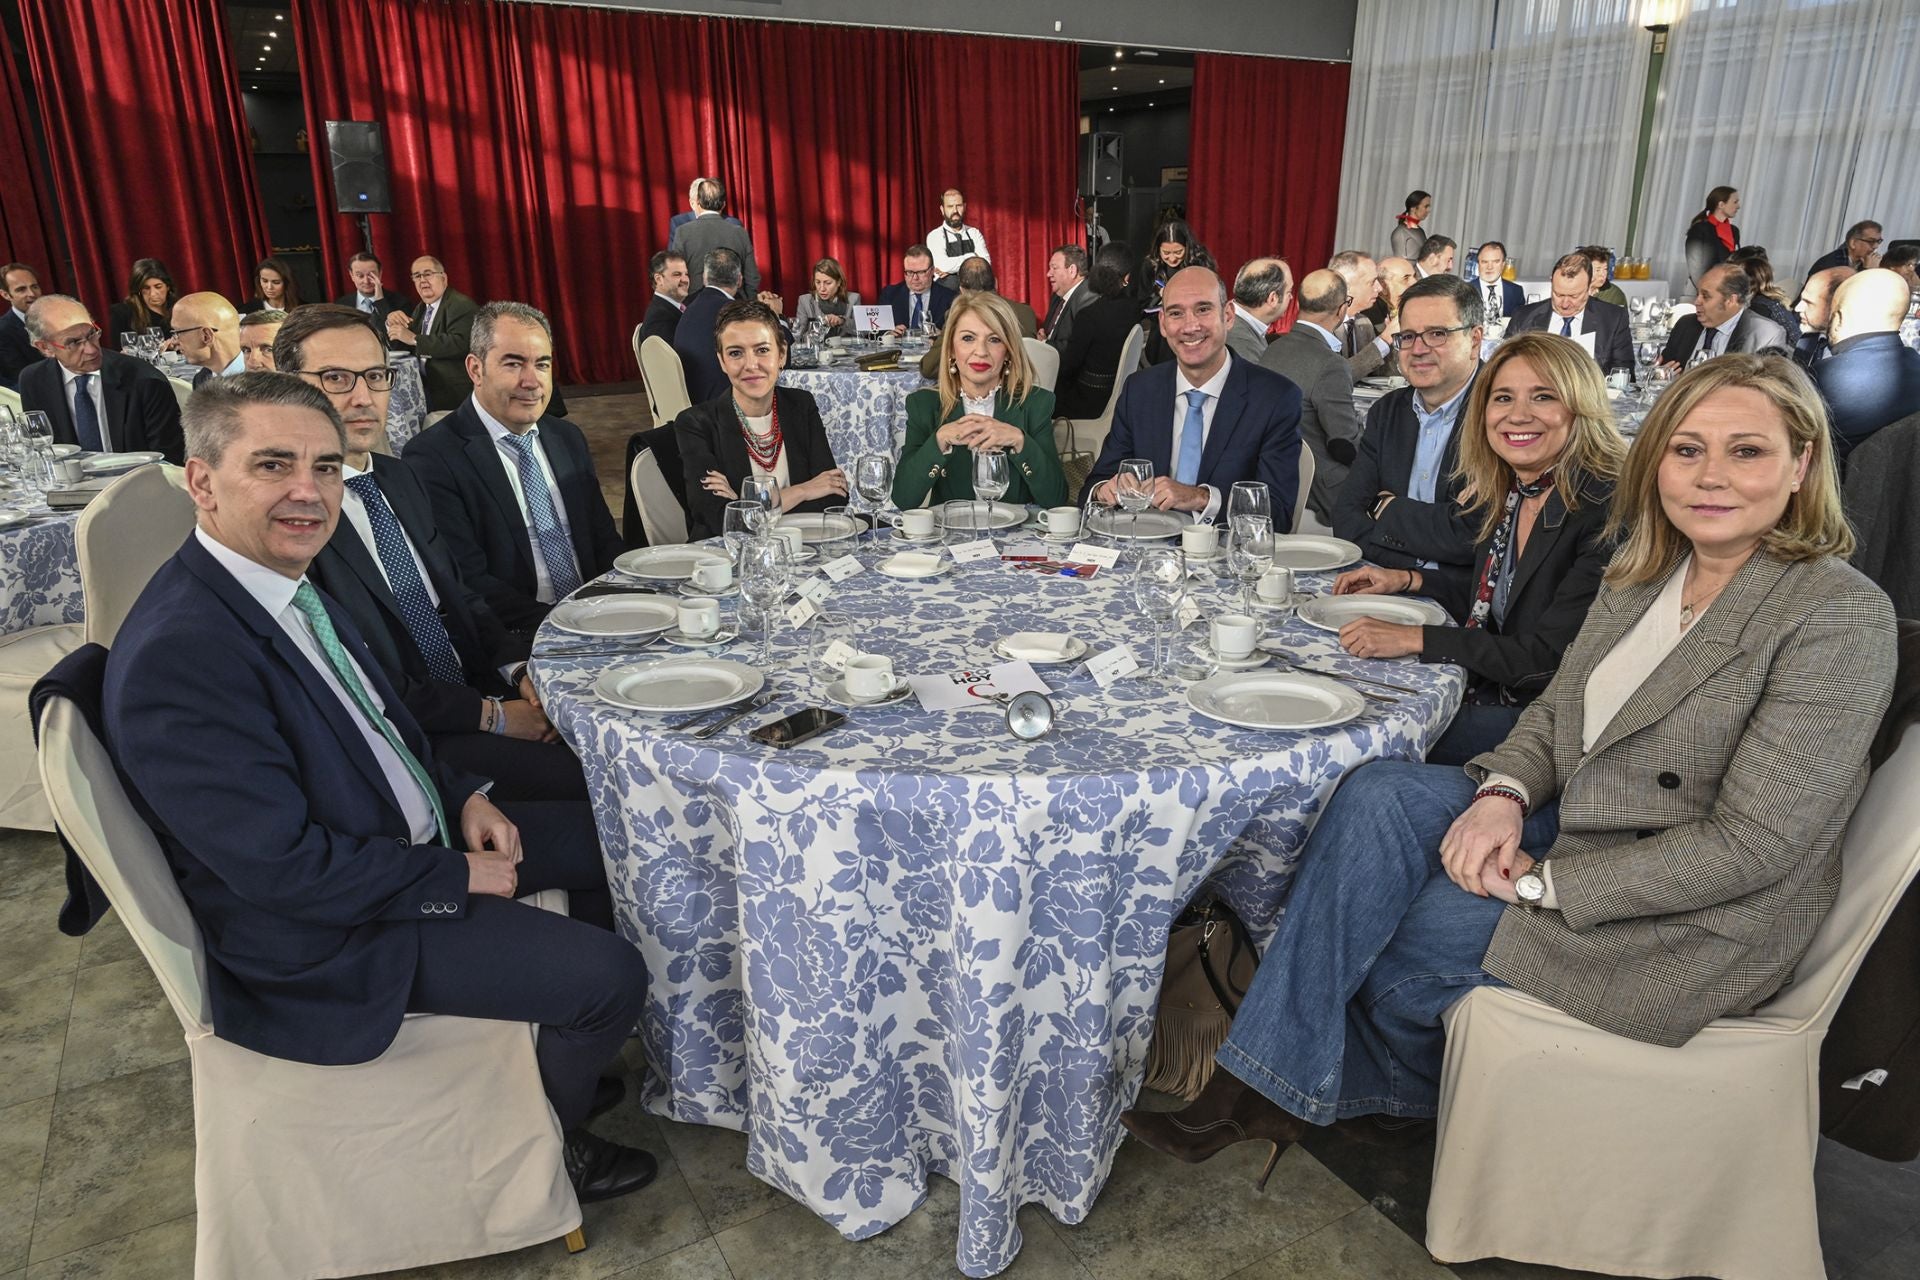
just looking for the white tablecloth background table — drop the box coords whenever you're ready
[0,502,85,637]
[779,365,930,463]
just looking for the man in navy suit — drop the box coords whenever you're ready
[19,295,184,460]
[1505,252,1636,376]
[103,372,656,1203]
[1472,242,1526,322]
[1812,269,1920,463]
[0,262,42,389]
[333,251,410,350]
[1085,266,1302,530]
[877,245,953,337]
[673,249,744,406]
[403,302,622,634]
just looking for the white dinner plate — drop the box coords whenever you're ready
[1297,594,1450,632]
[80,451,164,474]
[1269,535,1364,572]
[876,553,946,580]
[1187,671,1367,731]
[777,511,870,543]
[50,444,80,458]
[614,545,732,581]
[591,658,764,713]
[0,511,33,530]
[660,628,738,649]
[547,594,680,637]
[824,677,911,707]
[1085,508,1185,541]
[940,502,1026,532]
[993,632,1088,664]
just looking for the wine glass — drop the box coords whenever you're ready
[19,411,54,495]
[740,474,781,539]
[738,538,793,666]
[853,452,893,524]
[1116,458,1154,540]
[971,448,1010,539]
[1227,515,1275,616]
[1227,481,1272,528]
[722,499,761,568]
[1131,546,1187,682]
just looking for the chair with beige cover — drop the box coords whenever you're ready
[167,377,195,409]
[76,464,195,647]
[0,459,90,824]
[1055,323,1145,469]
[1023,337,1060,393]
[1291,446,1315,534]
[37,695,588,1279]
[1427,723,1920,1280]
[628,447,688,547]
[639,335,691,425]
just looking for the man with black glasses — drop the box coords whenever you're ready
[20,294,183,461]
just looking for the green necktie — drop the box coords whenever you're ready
[290,580,449,844]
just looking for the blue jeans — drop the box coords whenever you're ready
[1426,702,1524,766]
[1216,760,1560,1124]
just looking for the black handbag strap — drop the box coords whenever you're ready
[1184,899,1260,1014]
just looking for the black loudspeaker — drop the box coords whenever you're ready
[325,120,391,214]
[1080,132,1122,198]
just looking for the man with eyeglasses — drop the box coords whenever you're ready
[1505,252,1635,376]
[0,262,43,390]
[19,294,183,461]
[878,245,953,339]
[1332,274,1484,570]
[386,255,479,413]
[1803,219,1884,285]
[171,292,246,387]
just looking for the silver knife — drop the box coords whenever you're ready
[691,690,777,739]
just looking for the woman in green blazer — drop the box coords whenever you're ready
[892,291,1065,509]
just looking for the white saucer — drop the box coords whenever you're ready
[1193,647,1270,671]
[677,581,738,599]
[825,677,911,707]
[661,629,738,648]
[888,528,944,546]
[876,553,947,580]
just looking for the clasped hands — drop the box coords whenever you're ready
[699,467,848,504]
[461,792,523,897]
[1439,795,1534,903]
[384,311,416,345]
[1330,565,1425,659]
[1089,475,1210,513]
[936,415,1024,454]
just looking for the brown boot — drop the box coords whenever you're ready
[1121,1069,1308,1190]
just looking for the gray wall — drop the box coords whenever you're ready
[537,0,1357,61]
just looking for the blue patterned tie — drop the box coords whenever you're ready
[72,374,104,451]
[1175,389,1207,486]
[910,293,923,329]
[345,474,465,685]
[1560,316,1573,337]
[498,432,582,599]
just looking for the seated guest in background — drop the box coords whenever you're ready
[670,178,762,297]
[284,306,584,802]
[387,256,480,412]
[1042,244,1092,346]
[1333,274,1484,569]
[1811,269,1920,463]
[1415,235,1457,279]
[1375,256,1418,322]
[1332,332,1623,762]
[1577,245,1628,309]
[926,189,989,280]
[1727,246,1802,345]
[336,252,409,350]
[1328,250,1398,378]
[1138,222,1212,314]
[674,248,747,405]
[106,373,657,1204]
[1881,242,1920,293]
[1791,265,1854,367]
[1506,253,1634,376]
[1259,269,1362,525]
[0,262,42,389]
[794,257,860,333]
[404,302,621,634]
[894,292,1063,511]
[1054,243,1145,421]
[1804,219,1883,282]
[1124,354,1894,1170]
[108,257,176,342]
[1473,242,1525,321]
[1087,266,1302,528]
[913,257,1035,380]
[170,292,245,386]
[236,309,284,372]
[1227,258,1291,363]
[878,245,952,336]
[1390,190,1430,261]
[21,295,184,460]
[638,250,690,348]
[241,256,302,315]
[669,176,743,236]
[676,299,846,539]
[1658,264,1787,369]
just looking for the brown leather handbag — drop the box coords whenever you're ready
[1144,898,1260,1101]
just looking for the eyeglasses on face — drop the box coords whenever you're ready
[304,366,394,393]
[1390,324,1472,351]
[47,326,102,352]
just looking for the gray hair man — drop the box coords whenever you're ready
[1228,258,1292,364]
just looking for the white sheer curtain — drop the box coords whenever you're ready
[1638,0,1920,288]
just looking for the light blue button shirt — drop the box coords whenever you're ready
[1408,381,1472,504]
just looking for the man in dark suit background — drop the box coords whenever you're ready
[386,255,479,412]
[1792,265,1855,368]
[1472,242,1526,321]
[1329,250,1401,380]
[20,295,184,461]
[1802,219,1883,288]
[279,305,585,801]
[638,250,690,349]
[668,176,744,238]
[0,262,43,389]
[1086,266,1302,530]
[673,249,746,406]
[1812,269,1920,463]
[877,245,953,337]
[669,178,761,298]
[334,251,409,348]
[1332,274,1483,569]
[1260,269,1362,526]
[1042,245,1092,347]
[1658,263,1788,369]
[403,302,621,634]
[1415,235,1456,279]
[1227,258,1291,364]
[1506,252,1635,376]
[103,371,656,1203]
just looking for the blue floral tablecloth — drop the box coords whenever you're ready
[0,507,83,636]
[531,540,1463,1276]
[779,366,929,463]
[381,357,430,451]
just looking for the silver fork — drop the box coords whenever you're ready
[690,690,778,739]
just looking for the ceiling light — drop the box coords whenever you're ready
[1158,78,1165,84]
[1108,64,1116,71]
[274,13,283,19]
[1114,49,1124,57]
[1111,85,1118,91]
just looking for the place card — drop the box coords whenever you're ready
[1066,542,1120,570]
[796,575,834,605]
[1177,598,1203,629]
[819,639,858,671]
[1086,645,1141,689]
[948,538,998,565]
[822,554,865,582]
[785,597,819,628]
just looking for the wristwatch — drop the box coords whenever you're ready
[1515,861,1548,909]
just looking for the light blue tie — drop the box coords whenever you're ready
[1176,389,1207,486]
[499,432,583,599]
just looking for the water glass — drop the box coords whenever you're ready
[741,474,781,536]
[1227,515,1275,616]
[1131,547,1186,681]
[853,452,893,518]
[971,448,1010,536]
[738,539,793,666]
[1116,458,1154,539]
[722,499,762,567]
[1227,481,1272,528]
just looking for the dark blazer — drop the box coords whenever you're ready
[1659,308,1789,365]
[1418,475,1616,703]
[1044,280,1098,349]
[1684,217,1738,288]
[1085,353,1303,532]
[334,291,410,350]
[19,350,185,462]
[106,300,171,342]
[670,214,761,297]
[1331,381,1479,569]
[307,454,523,734]
[638,293,682,349]
[1054,295,1143,419]
[102,534,481,1067]
[672,286,735,407]
[674,386,840,540]
[401,400,623,632]
[1258,325,1361,523]
[892,386,1064,509]
[1750,294,1803,347]
[1793,332,1830,369]
[1812,332,1920,462]
[409,289,480,412]
[1481,277,1527,320]
[0,309,35,389]
[1802,245,1851,284]
[1506,298,1636,375]
[1843,410,1920,618]
[876,283,953,332]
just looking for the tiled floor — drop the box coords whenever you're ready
[4,825,1918,1280]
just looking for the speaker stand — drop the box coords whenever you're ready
[357,214,375,258]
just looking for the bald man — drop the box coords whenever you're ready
[1259,268,1361,523]
[1811,269,1920,462]
[1228,258,1292,363]
[1792,265,1855,367]
[171,291,244,386]
[19,294,184,460]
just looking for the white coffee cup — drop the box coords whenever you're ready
[1257,567,1294,602]
[774,526,806,558]
[693,559,733,591]
[1180,524,1218,557]
[677,597,720,638]
[844,653,895,699]
[1211,613,1258,662]
[890,509,937,539]
[1035,506,1082,538]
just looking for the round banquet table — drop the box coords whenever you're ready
[0,504,84,637]
[379,356,430,451]
[778,364,930,461]
[531,532,1465,1277]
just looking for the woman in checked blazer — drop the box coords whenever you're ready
[1124,353,1897,1182]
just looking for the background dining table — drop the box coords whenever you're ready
[778,363,930,463]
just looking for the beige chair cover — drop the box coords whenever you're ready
[1023,337,1060,393]
[628,448,688,548]
[0,624,82,829]
[167,377,194,409]
[76,463,195,647]
[639,335,692,425]
[37,697,582,1278]
[1428,726,1920,1280]
[0,385,21,415]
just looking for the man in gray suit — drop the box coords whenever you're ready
[1042,245,1093,348]
[1329,250,1401,380]
[669,178,761,298]
[1657,264,1788,369]
[1259,269,1361,526]
[1227,258,1290,365]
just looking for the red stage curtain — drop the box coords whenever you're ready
[17,0,267,317]
[0,40,64,291]
[1187,54,1351,291]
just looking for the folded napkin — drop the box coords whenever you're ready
[999,632,1074,661]
[885,552,942,574]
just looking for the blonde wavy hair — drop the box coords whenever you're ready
[935,292,1035,418]
[1604,353,1853,587]
[1454,332,1627,542]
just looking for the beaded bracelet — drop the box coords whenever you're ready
[1473,784,1529,816]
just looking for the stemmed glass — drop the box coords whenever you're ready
[722,499,761,571]
[1227,515,1275,616]
[740,474,781,540]
[1116,458,1154,540]
[738,538,793,666]
[853,452,893,526]
[971,448,1010,539]
[19,411,54,496]
[1132,546,1187,682]
[1227,480,1272,528]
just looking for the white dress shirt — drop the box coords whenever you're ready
[475,399,578,604]
[1297,319,1342,352]
[1550,308,1589,337]
[339,462,440,606]
[1693,308,1743,360]
[1169,356,1236,523]
[194,528,441,844]
[60,363,112,450]
[926,223,990,273]
[219,349,246,377]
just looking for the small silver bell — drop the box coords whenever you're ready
[1002,690,1055,741]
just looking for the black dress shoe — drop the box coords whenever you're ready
[590,1075,626,1119]
[563,1129,658,1204]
